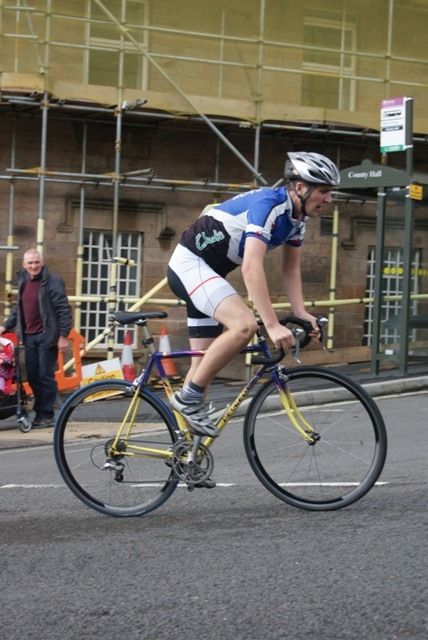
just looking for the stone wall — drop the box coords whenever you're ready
[0,108,427,374]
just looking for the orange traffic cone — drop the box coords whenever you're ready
[158,325,181,382]
[121,330,136,381]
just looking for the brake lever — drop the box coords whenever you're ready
[291,327,305,363]
[317,316,328,350]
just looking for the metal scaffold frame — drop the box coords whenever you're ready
[3,0,428,109]
[1,0,428,374]
[1,94,427,373]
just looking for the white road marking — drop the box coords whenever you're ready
[0,481,389,490]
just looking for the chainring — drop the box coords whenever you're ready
[172,440,214,485]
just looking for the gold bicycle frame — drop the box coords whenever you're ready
[107,377,192,460]
[106,363,317,461]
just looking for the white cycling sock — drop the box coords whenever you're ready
[180,381,205,405]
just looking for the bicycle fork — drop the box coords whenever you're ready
[276,371,320,445]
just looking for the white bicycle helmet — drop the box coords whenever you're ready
[285,152,340,187]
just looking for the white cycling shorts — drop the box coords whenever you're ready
[167,244,236,337]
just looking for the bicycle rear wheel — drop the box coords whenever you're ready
[54,379,179,517]
[243,367,387,510]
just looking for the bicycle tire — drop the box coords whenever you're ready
[54,379,179,517]
[243,366,387,511]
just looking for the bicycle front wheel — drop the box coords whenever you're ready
[54,380,179,517]
[244,367,387,511]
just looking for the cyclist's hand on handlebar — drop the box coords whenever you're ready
[279,314,328,351]
[297,311,321,340]
[266,323,295,352]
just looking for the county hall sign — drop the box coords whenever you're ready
[339,159,410,189]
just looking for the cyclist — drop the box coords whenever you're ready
[167,151,340,439]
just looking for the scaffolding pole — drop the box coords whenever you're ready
[2,166,251,193]
[36,92,49,256]
[92,0,268,186]
[5,117,19,317]
[74,122,88,333]
[327,206,340,350]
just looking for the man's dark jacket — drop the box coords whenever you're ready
[4,266,72,348]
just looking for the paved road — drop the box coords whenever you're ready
[0,387,426,640]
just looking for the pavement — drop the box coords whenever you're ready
[0,359,427,450]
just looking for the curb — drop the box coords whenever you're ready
[1,375,427,449]
[231,374,428,418]
[359,374,428,397]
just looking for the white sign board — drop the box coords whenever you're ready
[380,97,408,153]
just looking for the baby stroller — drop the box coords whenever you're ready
[0,334,32,433]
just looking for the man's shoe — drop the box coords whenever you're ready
[170,392,219,438]
[32,418,54,429]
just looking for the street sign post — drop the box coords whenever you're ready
[339,98,421,375]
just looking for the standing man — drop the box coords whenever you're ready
[0,249,72,428]
[167,151,340,438]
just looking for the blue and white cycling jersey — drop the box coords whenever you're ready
[180,186,306,276]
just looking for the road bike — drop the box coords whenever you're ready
[53,311,387,517]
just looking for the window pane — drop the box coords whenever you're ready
[88,50,118,86]
[302,14,356,110]
[302,75,339,110]
[363,247,420,346]
[91,0,122,21]
[81,228,142,348]
[303,25,341,67]
[123,52,141,88]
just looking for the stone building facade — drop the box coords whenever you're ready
[0,0,427,373]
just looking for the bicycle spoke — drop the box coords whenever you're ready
[54,380,178,517]
[244,367,387,510]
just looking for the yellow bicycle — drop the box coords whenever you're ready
[53,311,387,517]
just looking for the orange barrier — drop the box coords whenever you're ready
[7,328,86,396]
[55,328,86,392]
